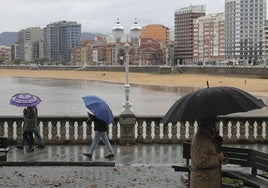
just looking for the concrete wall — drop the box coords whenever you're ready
[0,65,267,79]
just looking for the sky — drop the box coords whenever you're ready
[0,0,226,34]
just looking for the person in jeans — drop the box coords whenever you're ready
[15,106,45,150]
[83,112,115,158]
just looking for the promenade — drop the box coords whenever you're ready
[0,144,184,188]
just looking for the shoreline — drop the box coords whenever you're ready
[0,69,268,97]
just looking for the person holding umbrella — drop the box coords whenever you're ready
[82,95,115,159]
[83,112,115,158]
[190,117,228,188]
[22,106,38,152]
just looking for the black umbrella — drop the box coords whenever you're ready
[161,86,266,123]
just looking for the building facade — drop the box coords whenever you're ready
[44,21,81,64]
[174,5,205,65]
[17,27,43,62]
[141,24,170,64]
[225,0,266,65]
[193,13,225,65]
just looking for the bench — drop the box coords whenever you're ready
[172,142,268,188]
[0,137,10,161]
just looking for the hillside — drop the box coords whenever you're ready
[0,32,18,46]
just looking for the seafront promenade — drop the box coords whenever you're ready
[1,145,183,188]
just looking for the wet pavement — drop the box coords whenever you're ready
[0,144,185,188]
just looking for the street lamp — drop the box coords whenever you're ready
[112,19,142,115]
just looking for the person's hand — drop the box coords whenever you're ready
[219,152,229,165]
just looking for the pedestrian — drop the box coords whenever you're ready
[83,112,115,158]
[21,106,38,152]
[190,117,228,188]
[15,106,45,149]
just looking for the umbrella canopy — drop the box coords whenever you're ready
[10,93,41,107]
[161,86,266,123]
[82,95,114,124]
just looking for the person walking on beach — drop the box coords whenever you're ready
[15,106,45,149]
[83,112,115,158]
[190,117,228,188]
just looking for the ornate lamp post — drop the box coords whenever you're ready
[112,19,141,145]
[112,19,124,65]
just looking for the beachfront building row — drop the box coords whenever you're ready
[174,0,267,65]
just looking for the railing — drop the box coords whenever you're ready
[0,116,267,144]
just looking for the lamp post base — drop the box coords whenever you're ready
[119,114,136,145]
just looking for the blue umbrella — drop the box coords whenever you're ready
[82,95,114,124]
[10,93,41,107]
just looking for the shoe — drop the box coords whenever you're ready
[83,152,92,157]
[37,145,45,149]
[105,154,115,158]
[15,145,24,150]
[27,146,35,152]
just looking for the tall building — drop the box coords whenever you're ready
[44,21,81,63]
[174,5,205,65]
[17,27,43,62]
[193,13,225,65]
[225,0,266,65]
[264,20,268,65]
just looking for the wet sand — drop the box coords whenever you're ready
[0,69,268,97]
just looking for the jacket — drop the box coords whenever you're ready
[23,107,38,132]
[87,113,108,132]
[190,128,221,188]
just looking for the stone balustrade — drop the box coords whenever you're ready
[0,116,267,145]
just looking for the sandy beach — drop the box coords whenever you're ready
[0,69,268,97]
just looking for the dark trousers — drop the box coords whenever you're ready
[23,131,34,147]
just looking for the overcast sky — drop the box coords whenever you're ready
[1,0,226,34]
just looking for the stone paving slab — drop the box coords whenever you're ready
[0,166,182,188]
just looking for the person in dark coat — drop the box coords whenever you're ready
[190,117,228,188]
[83,112,115,158]
[22,106,38,152]
[15,106,45,149]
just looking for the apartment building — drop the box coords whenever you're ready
[174,5,205,65]
[142,24,170,64]
[225,0,266,65]
[17,27,43,62]
[193,13,225,65]
[44,21,81,63]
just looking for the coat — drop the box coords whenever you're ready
[190,128,221,188]
[86,113,108,132]
[23,107,38,132]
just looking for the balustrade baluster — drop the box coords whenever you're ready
[59,121,66,143]
[179,122,187,142]
[222,120,229,143]
[161,124,169,144]
[76,121,84,144]
[154,121,161,144]
[69,121,75,143]
[51,121,58,143]
[230,121,238,143]
[144,120,153,144]
[7,121,14,140]
[86,121,92,144]
[136,119,143,143]
[188,121,195,141]
[256,120,263,143]
[0,121,4,137]
[15,120,24,143]
[247,120,255,143]
[42,121,50,144]
[171,122,178,143]
[239,120,246,142]
[111,121,118,143]
[265,120,268,141]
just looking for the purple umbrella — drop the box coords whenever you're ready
[10,93,41,107]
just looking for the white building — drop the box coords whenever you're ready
[225,0,266,65]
